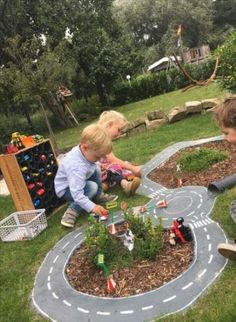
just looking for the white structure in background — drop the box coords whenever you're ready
[148,56,182,73]
[39,34,47,46]
[65,27,73,43]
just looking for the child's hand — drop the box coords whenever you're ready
[132,165,142,177]
[92,205,109,217]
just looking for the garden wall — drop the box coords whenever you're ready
[119,98,222,138]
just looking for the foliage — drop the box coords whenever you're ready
[178,148,229,172]
[216,32,236,93]
[84,209,164,270]
[84,216,126,266]
[116,0,214,61]
[125,211,164,260]
[0,0,234,122]
[111,59,215,105]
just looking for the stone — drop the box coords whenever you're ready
[205,106,218,113]
[185,101,202,114]
[127,124,147,136]
[124,118,146,132]
[201,98,223,110]
[146,118,167,130]
[166,107,186,123]
[146,110,164,121]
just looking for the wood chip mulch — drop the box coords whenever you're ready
[66,231,193,297]
[148,140,236,188]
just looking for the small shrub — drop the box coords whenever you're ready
[84,210,164,270]
[178,148,229,172]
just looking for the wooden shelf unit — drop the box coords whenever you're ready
[0,140,63,216]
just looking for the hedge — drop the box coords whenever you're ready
[111,59,215,106]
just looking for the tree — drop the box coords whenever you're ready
[216,32,236,93]
[2,35,75,128]
[209,0,236,49]
[116,0,214,63]
[65,0,136,106]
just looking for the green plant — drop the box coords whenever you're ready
[178,147,229,172]
[84,209,164,270]
[84,216,119,266]
[111,59,215,106]
[125,210,164,261]
[216,31,236,92]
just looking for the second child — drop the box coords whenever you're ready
[215,97,236,260]
[98,110,141,196]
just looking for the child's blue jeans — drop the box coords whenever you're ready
[61,168,102,213]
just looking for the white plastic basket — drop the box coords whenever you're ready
[0,209,47,242]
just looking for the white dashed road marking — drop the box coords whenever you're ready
[198,269,207,278]
[142,305,154,311]
[52,292,59,299]
[182,282,193,290]
[77,307,89,314]
[53,255,59,263]
[97,311,111,316]
[163,295,176,303]
[120,310,134,314]
[63,300,71,307]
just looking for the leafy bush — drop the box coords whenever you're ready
[216,31,236,92]
[84,210,164,270]
[0,115,30,151]
[111,59,215,106]
[71,96,104,120]
[178,148,229,172]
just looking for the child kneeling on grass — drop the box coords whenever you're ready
[54,124,118,228]
[215,97,236,260]
[97,110,141,197]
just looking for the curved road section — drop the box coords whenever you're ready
[32,136,228,322]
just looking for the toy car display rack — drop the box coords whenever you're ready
[0,139,64,216]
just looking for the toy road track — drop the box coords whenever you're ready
[32,136,227,322]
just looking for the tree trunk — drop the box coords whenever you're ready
[22,104,34,131]
[38,97,59,155]
[96,82,108,107]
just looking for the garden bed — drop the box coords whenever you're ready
[148,140,236,189]
[66,227,193,297]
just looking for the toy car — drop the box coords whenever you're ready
[139,206,146,213]
[105,200,118,209]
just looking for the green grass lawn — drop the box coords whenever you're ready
[55,82,225,150]
[1,83,236,322]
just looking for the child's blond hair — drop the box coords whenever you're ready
[80,124,112,155]
[215,97,236,129]
[98,110,127,127]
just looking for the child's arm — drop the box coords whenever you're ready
[106,152,141,177]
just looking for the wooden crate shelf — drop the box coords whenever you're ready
[0,140,64,216]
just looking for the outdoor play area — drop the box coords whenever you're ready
[1,2,236,321]
[1,83,236,322]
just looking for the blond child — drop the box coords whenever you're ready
[54,124,118,228]
[97,110,141,196]
[215,97,236,260]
